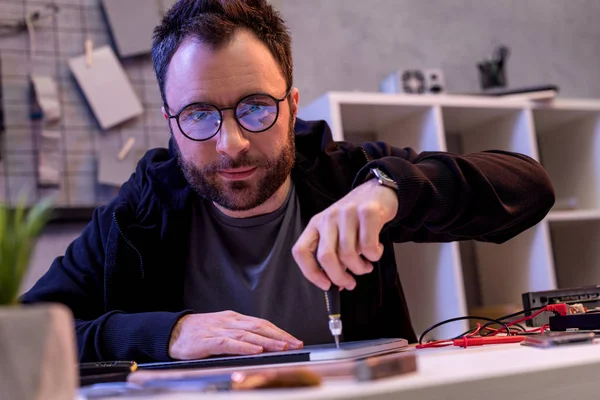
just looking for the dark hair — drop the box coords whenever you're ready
[152,0,293,108]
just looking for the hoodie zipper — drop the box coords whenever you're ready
[360,146,383,307]
[113,211,145,279]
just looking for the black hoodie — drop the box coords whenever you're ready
[21,118,555,362]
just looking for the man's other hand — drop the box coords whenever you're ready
[292,179,398,291]
[168,311,304,360]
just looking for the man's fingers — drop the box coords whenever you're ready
[231,315,303,348]
[358,205,385,261]
[222,329,291,352]
[292,224,331,290]
[339,209,373,275]
[205,337,264,357]
[317,213,355,290]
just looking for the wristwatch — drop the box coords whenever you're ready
[369,168,399,191]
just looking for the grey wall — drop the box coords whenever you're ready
[274,0,600,105]
[12,0,600,288]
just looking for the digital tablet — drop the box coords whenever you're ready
[138,338,408,370]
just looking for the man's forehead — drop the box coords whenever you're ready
[165,32,286,109]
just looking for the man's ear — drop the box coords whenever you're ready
[161,106,169,121]
[290,87,300,118]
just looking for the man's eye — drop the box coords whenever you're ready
[192,112,208,121]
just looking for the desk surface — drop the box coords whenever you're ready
[93,342,600,400]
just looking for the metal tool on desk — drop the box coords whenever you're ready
[325,287,342,348]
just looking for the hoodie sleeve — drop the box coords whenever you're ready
[352,141,555,244]
[20,151,194,363]
[19,198,192,362]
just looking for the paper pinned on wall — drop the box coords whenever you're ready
[68,45,144,130]
[97,136,145,187]
[101,0,162,58]
[30,75,61,123]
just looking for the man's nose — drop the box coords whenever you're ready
[215,112,250,157]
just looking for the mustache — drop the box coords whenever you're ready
[202,154,268,173]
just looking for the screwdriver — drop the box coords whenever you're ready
[324,287,342,348]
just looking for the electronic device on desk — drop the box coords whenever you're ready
[522,286,600,327]
[380,69,446,94]
[549,313,600,333]
[521,331,596,348]
[138,338,408,371]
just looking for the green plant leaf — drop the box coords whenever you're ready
[0,194,53,305]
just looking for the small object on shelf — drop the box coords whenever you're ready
[478,84,559,101]
[380,68,445,94]
[478,45,509,90]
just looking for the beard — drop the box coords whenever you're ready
[173,117,295,212]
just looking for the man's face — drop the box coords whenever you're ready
[163,30,299,211]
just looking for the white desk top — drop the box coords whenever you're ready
[91,342,600,400]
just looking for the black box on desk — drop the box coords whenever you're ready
[522,286,600,327]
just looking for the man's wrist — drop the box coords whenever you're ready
[168,314,188,359]
[367,167,399,191]
[365,178,399,223]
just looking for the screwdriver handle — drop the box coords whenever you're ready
[324,287,341,316]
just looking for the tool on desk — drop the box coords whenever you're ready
[80,369,322,397]
[128,351,417,388]
[324,286,342,348]
[79,360,138,386]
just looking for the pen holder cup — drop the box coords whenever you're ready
[478,60,507,90]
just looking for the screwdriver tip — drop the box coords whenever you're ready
[334,335,340,349]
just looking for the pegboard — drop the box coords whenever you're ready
[0,0,175,212]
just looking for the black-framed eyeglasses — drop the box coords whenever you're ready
[166,88,291,142]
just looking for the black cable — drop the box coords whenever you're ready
[511,323,527,331]
[453,307,547,340]
[419,316,511,345]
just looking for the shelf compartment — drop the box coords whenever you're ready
[534,109,600,210]
[549,219,600,289]
[474,223,556,307]
[442,106,538,158]
[394,242,467,340]
[298,95,445,152]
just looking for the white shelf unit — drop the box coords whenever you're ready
[534,103,600,292]
[299,92,600,340]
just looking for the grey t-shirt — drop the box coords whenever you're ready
[183,183,331,345]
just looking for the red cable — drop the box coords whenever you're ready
[453,336,526,348]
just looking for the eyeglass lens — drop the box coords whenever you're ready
[178,94,279,140]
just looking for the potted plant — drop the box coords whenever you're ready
[0,196,78,400]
